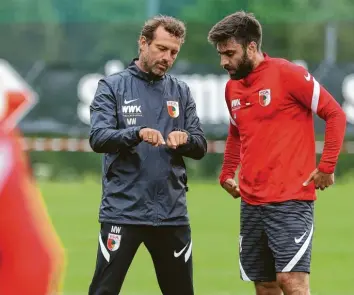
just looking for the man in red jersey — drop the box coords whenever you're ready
[0,91,65,295]
[208,11,346,295]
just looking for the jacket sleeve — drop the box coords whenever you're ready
[89,78,145,153]
[218,85,241,185]
[282,62,346,174]
[173,86,207,160]
[219,121,241,185]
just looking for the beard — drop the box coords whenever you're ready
[141,54,169,77]
[227,51,254,80]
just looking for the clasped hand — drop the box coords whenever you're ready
[139,128,188,149]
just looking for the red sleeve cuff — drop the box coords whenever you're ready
[318,163,335,174]
[219,174,235,186]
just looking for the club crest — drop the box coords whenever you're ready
[167,101,179,118]
[107,233,121,251]
[259,89,271,107]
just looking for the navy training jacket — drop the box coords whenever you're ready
[89,59,207,226]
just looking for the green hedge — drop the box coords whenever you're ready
[28,151,354,181]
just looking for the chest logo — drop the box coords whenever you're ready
[167,101,179,118]
[231,98,241,110]
[259,89,271,107]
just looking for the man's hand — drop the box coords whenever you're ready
[303,168,335,190]
[166,131,188,149]
[222,178,241,199]
[139,128,165,147]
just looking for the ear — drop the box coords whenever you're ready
[138,36,148,52]
[248,41,258,54]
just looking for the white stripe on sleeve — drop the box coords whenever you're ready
[311,78,320,113]
[230,117,237,126]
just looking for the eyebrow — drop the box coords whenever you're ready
[217,50,236,55]
[157,44,179,52]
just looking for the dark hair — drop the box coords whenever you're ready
[140,15,186,44]
[208,11,262,50]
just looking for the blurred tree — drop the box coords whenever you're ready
[251,0,354,62]
[0,0,353,65]
[181,0,354,23]
[251,0,354,23]
[160,0,197,18]
[51,0,83,23]
[179,0,354,64]
[79,0,146,22]
[181,0,248,23]
[0,0,21,23]
[0,0,63,63]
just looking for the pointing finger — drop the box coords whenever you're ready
[303,173,315,186]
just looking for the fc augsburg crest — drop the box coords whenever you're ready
[167,101,179,118]
[259,89,271,107]
[107,233,121,251]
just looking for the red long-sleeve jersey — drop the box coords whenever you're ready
[219,53,347,205]
[0,130,66,295]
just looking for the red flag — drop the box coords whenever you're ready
[0,59,37,130]
[0,60,65,294]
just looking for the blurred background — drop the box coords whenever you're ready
[2,0,354,294]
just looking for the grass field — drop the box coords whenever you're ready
[40,179,354,295]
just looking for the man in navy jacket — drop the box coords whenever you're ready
[88,15,207,295]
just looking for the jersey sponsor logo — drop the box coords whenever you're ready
[231,98,241,110]
[122,105,142,120]
[167,101,179,118]
[294,231,307,244]
[304,72,311,81]
[122,105,141,114]
[107,233,121,251]
[259,89,271,107]
[111,225,121,234]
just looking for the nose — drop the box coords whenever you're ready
[220,55,229,68]
[162,51,174,63]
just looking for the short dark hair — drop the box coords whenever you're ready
[208,11,262,50]
[140,15,186,44]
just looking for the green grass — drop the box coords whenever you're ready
[40,179,354,295]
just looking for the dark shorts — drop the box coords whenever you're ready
[89,223,193,295]
[239,200,314,282]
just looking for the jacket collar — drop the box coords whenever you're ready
[127,58,165,82]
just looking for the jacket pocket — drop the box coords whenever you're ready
[104,152,120,177]
[105,144,150,180]
[169,156,188,190]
